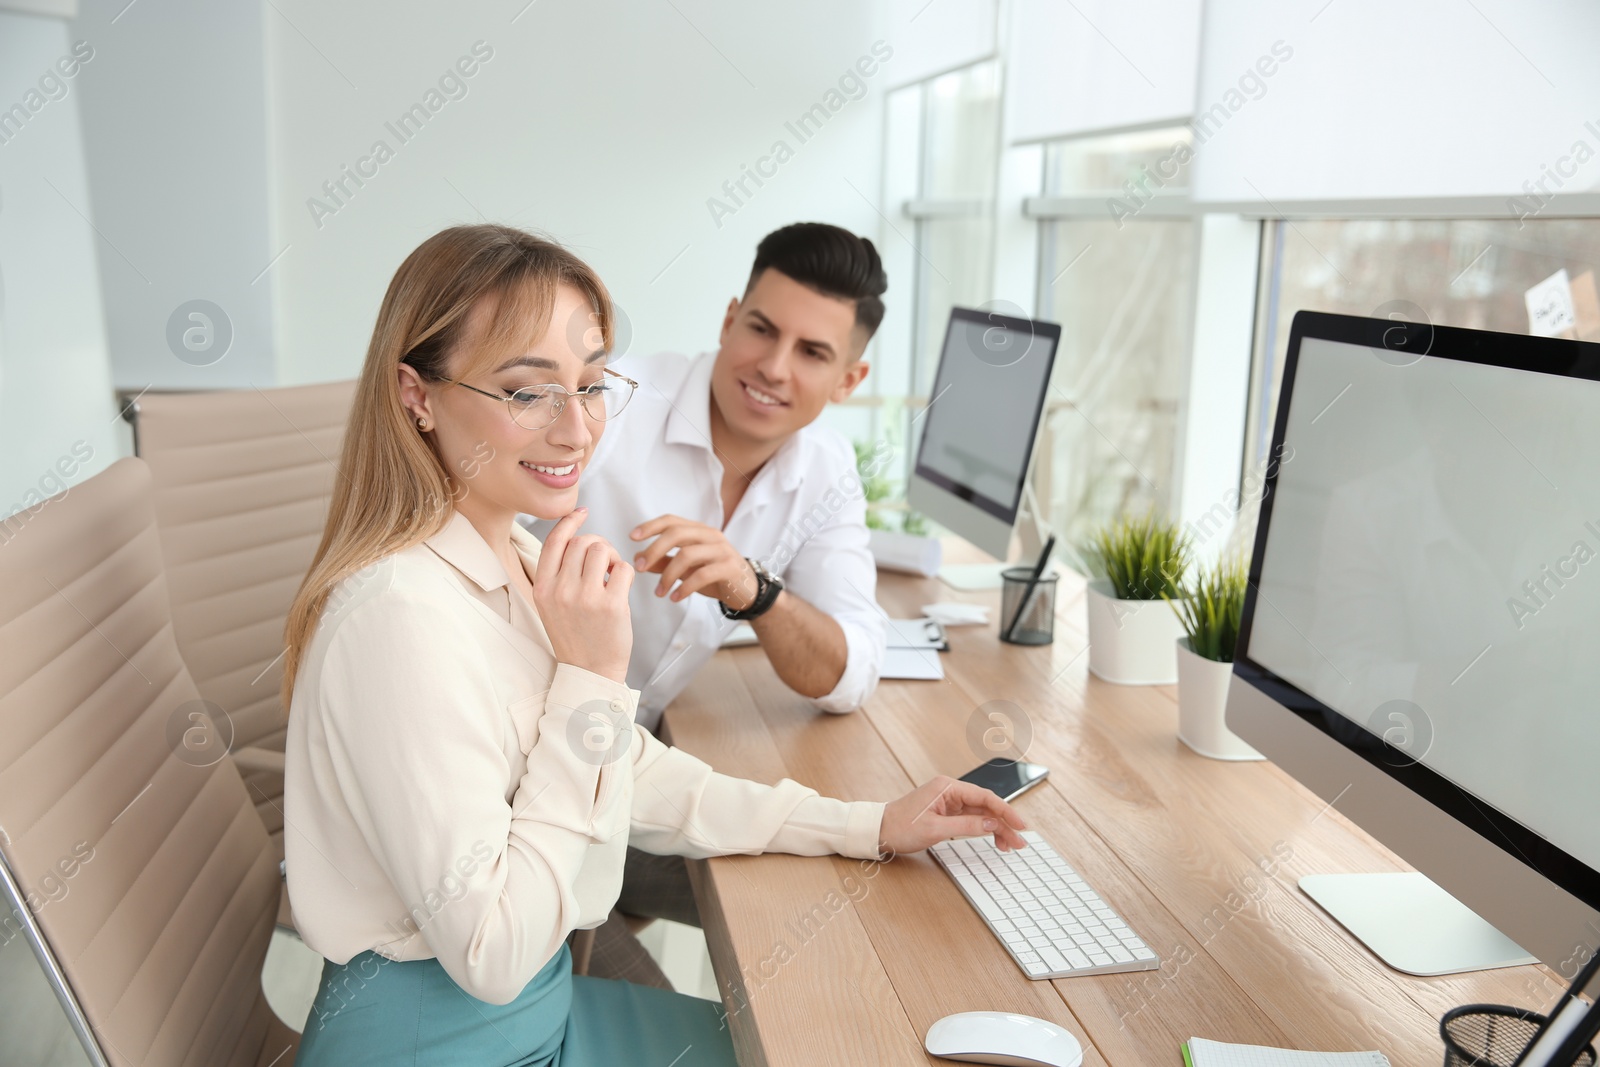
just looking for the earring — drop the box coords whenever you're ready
[416,416,429,431]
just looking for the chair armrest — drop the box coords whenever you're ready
[231,745,287,776]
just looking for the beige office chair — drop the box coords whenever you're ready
[0,458,298,1066]
[130,381,356,930]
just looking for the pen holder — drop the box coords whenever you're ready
[1000,566,1057,646]
[1441,1004,1596,1067]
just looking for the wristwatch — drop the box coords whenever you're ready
[720,557,784,621]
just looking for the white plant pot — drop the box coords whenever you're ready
[1175,637,1264,761]
[1085,578,1186,685]
[867,528,942,577]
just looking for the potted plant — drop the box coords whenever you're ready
[1082,513,1190,684]
[856,440,939,576]
[1164,556,1263,760]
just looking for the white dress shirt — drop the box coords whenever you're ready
[526,351,887,731]
[283,509,884,1005]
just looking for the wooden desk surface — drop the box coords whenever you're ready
[661,566,1555,1066]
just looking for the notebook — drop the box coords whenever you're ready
[1183,1038,1390,1067]
[881,646,944,680]
[887,617,948,651]
[720,620,946,678]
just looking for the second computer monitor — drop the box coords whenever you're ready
[1228,310,1600,976]
[908,307,1061,561]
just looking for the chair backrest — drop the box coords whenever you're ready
[132,381,355,861]
[0,458,297,1067]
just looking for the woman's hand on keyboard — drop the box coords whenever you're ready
[877,776,1029,856]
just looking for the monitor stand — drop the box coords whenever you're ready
[1300,872,1537,976]
[936,484,1050,591]
[937,562,1011,590]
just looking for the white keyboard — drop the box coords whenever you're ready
[931,830,1160,979]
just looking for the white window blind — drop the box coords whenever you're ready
[1006,0,1202,146]
[1189,0,1600,215]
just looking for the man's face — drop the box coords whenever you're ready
[709,268,871,447]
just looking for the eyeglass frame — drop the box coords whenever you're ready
[452,367,639,429]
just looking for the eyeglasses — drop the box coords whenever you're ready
[455,368,638,430]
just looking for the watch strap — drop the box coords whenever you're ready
[720,558,783,620]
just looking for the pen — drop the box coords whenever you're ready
[1004,535,1055,644]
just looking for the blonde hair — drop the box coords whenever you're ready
[281,224,614,710]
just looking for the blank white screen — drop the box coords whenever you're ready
[917,316,1056,514]
[1249,336,1600,873]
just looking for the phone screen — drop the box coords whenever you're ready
[959,758,1049,802]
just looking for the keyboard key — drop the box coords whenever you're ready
[1040,945,1071,972]
[1108,946,1133,963]
[953,877,1005,922]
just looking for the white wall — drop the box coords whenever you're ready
[69,0,278,389]
[265,0,981,390]
[0,11,119,521]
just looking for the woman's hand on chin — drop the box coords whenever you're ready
[877,776,1029,857]
[533,508,635,684]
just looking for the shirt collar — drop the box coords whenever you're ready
[766,433,808,493]
[662,351,810,494]
[663,351,717,450]
[423,509,543,592]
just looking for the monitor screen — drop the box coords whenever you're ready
[1239,319,1600,904]
[913,307,1060,523]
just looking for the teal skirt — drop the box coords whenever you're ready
[295,943,738,1066]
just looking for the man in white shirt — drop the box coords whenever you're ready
[529,222,889,731]
[523,222,891,988]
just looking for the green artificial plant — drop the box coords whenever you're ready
[1165,555,1248,662]
[1083,512,1192,601]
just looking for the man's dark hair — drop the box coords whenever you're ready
[744,222,888,342]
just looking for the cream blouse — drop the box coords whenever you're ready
[283,509,885,1005]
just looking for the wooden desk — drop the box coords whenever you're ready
[661,567,1557,1066]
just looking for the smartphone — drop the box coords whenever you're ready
[959,758,1049,802]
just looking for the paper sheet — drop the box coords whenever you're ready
[881,647,944,680]
[1187,1038,1389,1067]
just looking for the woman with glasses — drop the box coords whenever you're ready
[279,224,1027,1065]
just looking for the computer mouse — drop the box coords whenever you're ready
[924,1010,1085,1067]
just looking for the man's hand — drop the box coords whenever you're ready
[631,515,759,610]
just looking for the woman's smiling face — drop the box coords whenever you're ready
[401,283,612,524]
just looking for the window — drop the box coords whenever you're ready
[907,61,1003,394]
[1028,127,1200,546]
[1246,219,1600,468]
[848,59,1002,533]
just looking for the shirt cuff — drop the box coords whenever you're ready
[546,663,639,722]
[812,619,883,715]
[843,800,888,860]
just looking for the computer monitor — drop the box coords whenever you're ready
[907,306,1061,587]
[1227,310,1600,978]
